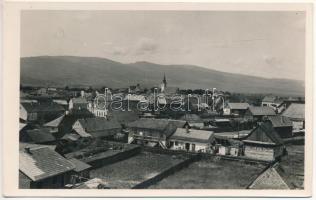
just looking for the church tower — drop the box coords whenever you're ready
[160,73,167,92]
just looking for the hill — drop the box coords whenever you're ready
[20,56,304,96]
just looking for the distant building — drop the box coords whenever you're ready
[20,128,57,144]
[19,146,75,189]
[261,96,283,110]
[242,121,285,161]
[223,102,250,116]
[268,116,293,138]
[73,117,122,139]
[179,113,204,128]
[281,103,305,133]
[127,118,178,149]
[168,127,214,153]
[244,106,276,122]
[20,102,65,123]
[69,91,88,110]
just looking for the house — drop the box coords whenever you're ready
[223,102,250,116]
[110,110,139,127]
[73,118,122,139]
[20,102,65,123]
[20,128,57,144]
[168,127,214,153]
[127,118,178,149]
[244,106,276,122]
[268,116,293,138]
[242,121,285,161]
[261,96,283,110]
[43,114,65,133]
[68,158,92,183]
[69,91,89,110]
[281,103,305,133]
[19,146,75,188]
[212,135,244,156]
[179,113,204,128]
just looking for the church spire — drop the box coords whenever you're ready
[163,73,167,87]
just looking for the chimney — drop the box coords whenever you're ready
[25,147,32,155]
[185,125,190,134]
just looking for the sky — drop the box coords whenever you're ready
[21,11,306,81]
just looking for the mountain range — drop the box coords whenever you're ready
[20,56,304,96]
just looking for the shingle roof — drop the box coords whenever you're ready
[282,103,305,120]
[127,118,177,137]
[68,158,91,172]
[262,96,277,103]
[21,102,65,113]
[243,121,284,145]
[227,103,250,110]
[19,146,75,181]
[268,116,293,127]
[248,106,276,116]
[44,114,65,127]
[26,128,56,143]
[78,118,121,132]
[170,128,214,143]
[248,164,290,189]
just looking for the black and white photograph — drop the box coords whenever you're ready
[2,1,313,197]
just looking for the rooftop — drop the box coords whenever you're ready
[227,102,250,110]
[248,106,276,116]
[170,128,214,143]
[19,146,75,181]
[282,103,305,120]
[268,116,293,128]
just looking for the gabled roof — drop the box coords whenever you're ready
[170,128,214,143]
[78,118,121,133]
[21,102,65,113]
[68,158,91,172]
[227,103,250,110]
[127,118,177,137]
[268,116,292,128]
[248,106,276,116]
[20,122,27,131]
[44,114,65,127]
[179,114,203,123]
[248,164,290,189]
[61,133,81,141]
[282,103,305,120]
[26,128,56,143]
[262,96,277,103]
[243,121,284,145]
[19,146,75,181]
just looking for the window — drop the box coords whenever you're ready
[175,141,178,146]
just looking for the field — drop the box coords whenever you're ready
[149,158,267,189]
[90,151,188,188]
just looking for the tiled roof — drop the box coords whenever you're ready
[19,146,75,181]
[282,103,305,120]
[227,103,250,110]
[268,116,292,127]
[44,114,65,127]
[26,128,56,143]
[78,118,121,132]
[110,110,139,125]
[170,128,214,143]
[68,158,91,172]
[21,102,65,113]
[248,106,276,116]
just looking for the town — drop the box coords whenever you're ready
[19,74,305,189]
